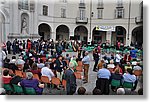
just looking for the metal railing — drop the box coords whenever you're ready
[135,16,143,24]
[76,17,88,24]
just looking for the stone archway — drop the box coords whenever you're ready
[56,25,69,41]
[74,26,88,43]
[112,26,126,45]
[38,23,51,40]
[92,27,106,44]
[131,26,143,47]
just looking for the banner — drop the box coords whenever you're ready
[96,26,116,31]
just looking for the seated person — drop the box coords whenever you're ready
[116,88,125,95]
[123,68,136,86]
[107,60,115,69]
[77,87,86,95]
[110,68,123,91]
[124,62,132,71]
[96,63,111,95]
[92,87,102,95]
[113,64,123,75]
[133,62,142,71]
[30,63,41,78]
[97,60,105,69]
[20,72,44,95]
[2,69,12,84]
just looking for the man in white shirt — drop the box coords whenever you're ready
[115,51,122,64]
[41,63,54,81]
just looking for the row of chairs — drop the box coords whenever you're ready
[3,84,36,95]
[111,79,134,89]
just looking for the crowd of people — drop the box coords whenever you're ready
[0,38,143,95]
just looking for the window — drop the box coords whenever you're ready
[62,0,67,3]
[30,0,35,12]
[61,8,66,18]
[115,8,124,18]
[79,9,85,20]
[18,0,29,10]
[60,0,67,3]
[43,5,48,16]
[117,0,123,7]
[97,9,103,19]
[98,0,103,8]
[80,0,84,3]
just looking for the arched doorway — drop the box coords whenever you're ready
[38,23,51,40]
[74,26,88,43]
[92,27,106,44]
[56,25,69,40]
[131,26,143,47]
[112,26,126,45]
[0,12,5,43]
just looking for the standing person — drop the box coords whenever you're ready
[64,62,77,95]
[96,63,111,95]
[93,49,99,72]
[82,51,90,83]
[115,51,122,64]
[12,39,17,55]
[130,47,138,59]
[6,41,12,54]
[55,55,65,81]
[23,40,26,50]
[41,63,55,81]
[77,44,82,59]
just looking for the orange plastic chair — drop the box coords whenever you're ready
[78,61,83,67]
[76,66,83,72]
[41,76,51,84]
[62,79,67,90]
[134,70,142,76]
[15,70,23,77]
[51,77,61,86]
[74,72,82,79]
[33,74,40,81]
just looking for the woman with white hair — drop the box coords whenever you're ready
[20,72,44,95]
[116,88,125,95]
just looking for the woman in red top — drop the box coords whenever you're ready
[123,52,131,64]
[30,63,41,78]
[113,64,123,75]
[27,39,31,51]
[2,69,12,84]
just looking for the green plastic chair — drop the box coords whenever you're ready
[3,84,14,94]
[3,84,13,92]
[123,82,133,88]
[24,87,36,95]
[12,84,24,94]
[111,79,121,87]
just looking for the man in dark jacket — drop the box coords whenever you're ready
[6,41,12,54]
[64,62,77,95]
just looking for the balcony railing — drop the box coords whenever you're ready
[76,17,88,24]
[79,3,86,8]
[116,3,123,8]
[135,16,143,24]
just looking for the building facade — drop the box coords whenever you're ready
[0,0,143,46]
